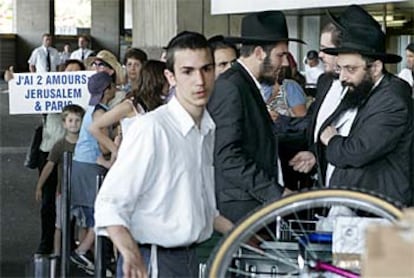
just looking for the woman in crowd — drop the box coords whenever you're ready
[121,47,148,93]
[89,60,169,167]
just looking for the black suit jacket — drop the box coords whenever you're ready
[315,73,414,206]
[207,62,282,219]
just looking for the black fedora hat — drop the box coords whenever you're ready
[225,11,305,45]
[327,4,381,31]
[322,22,401,64]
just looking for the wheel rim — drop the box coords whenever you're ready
[208,189,402,277]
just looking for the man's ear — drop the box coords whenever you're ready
[254,46,266,62]
[164,69,176,87]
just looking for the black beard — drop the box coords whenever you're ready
[259,55,276,85]
[342,74,374,108]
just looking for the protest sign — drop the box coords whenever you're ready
[9,71,95,114]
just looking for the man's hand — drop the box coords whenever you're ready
[320,126,338,146]
[289,151,316,173]
[107,226,149,278]
[35,185,42,202]
[268,110,279,122]
[121,250,148,278]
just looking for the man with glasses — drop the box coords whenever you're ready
[85,50,126,108]
[315,6,413,206]
[289,21,343,182]
[208,36,238,78]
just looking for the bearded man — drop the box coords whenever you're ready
[207,11,304,222]
[316,8,414,206]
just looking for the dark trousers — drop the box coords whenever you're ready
[116,243,199,277]
[37,151,57,254]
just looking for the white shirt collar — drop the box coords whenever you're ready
[237,59,262,91]
[167,96,215,137]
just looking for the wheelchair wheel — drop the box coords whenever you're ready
[207,188,402,277]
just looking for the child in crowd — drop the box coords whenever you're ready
[35,104,85,255]
[70,71,117,275]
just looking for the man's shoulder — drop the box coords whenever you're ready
[398,68,411,77]
[216,64,252,90]
[50,47,59,54]
[31,46,43,53]
[225,62,246,77]
[133,106,167,131]
[382,72,411,91]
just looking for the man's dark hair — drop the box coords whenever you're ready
[78,34,90,42]
[165,31,212,73]
[64,59,86,71]
[209,40,239,58]
[362,55,387,74]
[406,43,414,53]
[306,50,319,61]
[321,22,342,48]
[239,43,276,58]
[124,47,148,64]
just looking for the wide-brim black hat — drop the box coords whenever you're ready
[322,23,401,64]
[327,4,382,32]
[323,5,401,64]
[224,11,305,45]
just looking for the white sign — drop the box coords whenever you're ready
[333,216,389,255]
[9,71,95,114]
[211,0,406,15]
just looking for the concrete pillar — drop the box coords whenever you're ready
[131,0,178,58]
[286,16,301,68]
[300,15,321,72]
[131,0,234,59]
[15,0,53,72]
[91,0,121,58]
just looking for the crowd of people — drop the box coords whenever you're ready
[10,3,413,277]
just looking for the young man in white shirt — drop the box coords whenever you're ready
[398,42,414,91]
[70,34,94,62]
[28,33,60,73]
[95,31,233,277]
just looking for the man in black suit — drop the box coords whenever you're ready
[295,5,414,206]
[289,22,343,177]
[291,6,381,180]
[207,11,304,222]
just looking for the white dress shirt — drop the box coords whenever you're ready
[70,48,94,61]
[398,68,414,98]
[398,68,413,88]
[95,96,219,247]
[28,46,60,72]
[304,63,324,87]
[314,79,344,143]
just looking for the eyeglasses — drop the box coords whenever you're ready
[335,64,370,75]
[92,61,110,68]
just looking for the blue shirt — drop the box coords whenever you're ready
[73,104,109,163]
